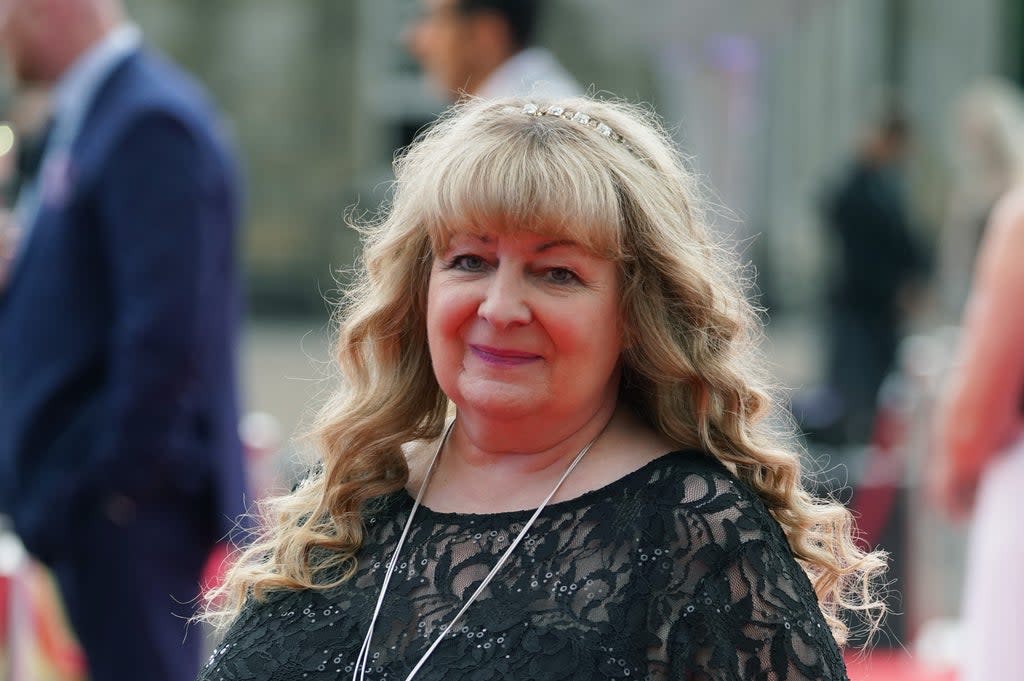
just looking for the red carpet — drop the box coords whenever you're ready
[845,650,957,681]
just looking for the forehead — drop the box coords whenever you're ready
[430,216,621,260]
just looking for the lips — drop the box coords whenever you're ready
[469,344,541,366]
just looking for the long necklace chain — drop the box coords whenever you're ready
[352,419,600,681]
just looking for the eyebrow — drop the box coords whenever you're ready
[535,239,579,253]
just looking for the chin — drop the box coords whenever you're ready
[454,386,546,421]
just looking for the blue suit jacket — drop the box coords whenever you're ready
[0,48,246,565]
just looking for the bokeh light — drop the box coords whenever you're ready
[0,123,15,158]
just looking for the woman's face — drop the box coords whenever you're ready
[427,229,624,425]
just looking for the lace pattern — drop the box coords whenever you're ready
[199,450,848,681]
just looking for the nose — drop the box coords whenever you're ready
[477,268,531,328]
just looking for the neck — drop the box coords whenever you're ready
[413,400,638,514]
[461,46,519,97]
[49,8,121,82]
[451,398,617,475]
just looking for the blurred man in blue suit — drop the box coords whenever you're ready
[0,0,246,679]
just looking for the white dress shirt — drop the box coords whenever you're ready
[476,47,582,100]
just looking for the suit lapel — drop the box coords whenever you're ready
[4,45,141,294]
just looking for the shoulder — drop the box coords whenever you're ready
[821,163,866,214]
[614,451,809,608]
[102,49,218,122]
[973,185,1024,291]
[985,185,1024,251]
[201,588,321,680]
[649,450,770,515]
[639,451,785,556]
[78,49,233,171]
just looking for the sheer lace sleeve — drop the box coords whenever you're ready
[657,469,848,680]
[673,538,847,680]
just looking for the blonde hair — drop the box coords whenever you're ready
[205,96,886,643]
[955,78,1024,196]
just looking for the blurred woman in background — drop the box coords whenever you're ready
[932,169,1024,681]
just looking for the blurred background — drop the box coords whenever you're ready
[2,0,1021,679]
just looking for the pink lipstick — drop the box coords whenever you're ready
[469,345,540,367]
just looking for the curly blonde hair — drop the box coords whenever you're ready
[205,96,887,643]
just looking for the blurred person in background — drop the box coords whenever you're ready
[819,110,929,445]
[937,78,1024,317]
[931,104,1024,681]
[0,117,13,278]
[404,0,581,102]
[0,1,247,680]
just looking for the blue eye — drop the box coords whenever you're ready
[450,254,486,272]
[545,268,579,285]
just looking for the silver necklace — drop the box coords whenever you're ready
[352,419,600,681]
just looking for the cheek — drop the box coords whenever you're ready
[423,28,445,62]
[425,281,447,350]
[426,282,475,349]
[546,304,622,365]
[426,296,455,391]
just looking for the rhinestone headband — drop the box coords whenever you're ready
[509,102,637,156]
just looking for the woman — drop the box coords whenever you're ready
[932,185,1024,680]
[200,96,885,680]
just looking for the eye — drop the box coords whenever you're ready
[544,267,580,285]
[449,254,487,272]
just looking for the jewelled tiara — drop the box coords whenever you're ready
[508,102,637,155]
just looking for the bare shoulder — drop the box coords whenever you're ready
[988,186,1024,245]
[978,187,1024,284]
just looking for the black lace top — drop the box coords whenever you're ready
[199,450,848,681]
